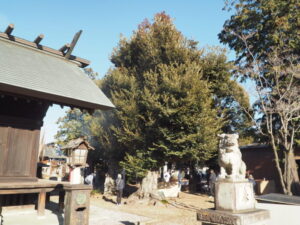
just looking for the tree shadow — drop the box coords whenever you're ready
[119,221,136,225]
[0,204,3,225]
[102,195,116,204]
[123,184,139,198]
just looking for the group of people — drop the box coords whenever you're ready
[162,168,191,188]
[85,172,125,205]
[85,168,257,204]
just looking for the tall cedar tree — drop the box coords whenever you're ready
[56,13,250,180]
[219,0,300,194]
[99,13,249,180]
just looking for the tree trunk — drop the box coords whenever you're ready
[137,171,158,199]
[286,151,300,195]
[126,171,164,206]
[270,142,288,194]
[273,145,300,195]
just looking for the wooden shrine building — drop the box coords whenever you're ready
[0,24,114,220]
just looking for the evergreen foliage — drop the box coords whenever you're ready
[219,0,300,65]
[56,12,250,181]
[55,109,92,145]
[100,12,249,179]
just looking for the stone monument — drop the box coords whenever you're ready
[197,134,270,225]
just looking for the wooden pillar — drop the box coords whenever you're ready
[37,189,46,216]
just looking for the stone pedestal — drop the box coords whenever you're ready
[215,180,256,213]
[64,184,92,225]
[197,209,270,225]
[197,180,270,225]
[198,134,271,225]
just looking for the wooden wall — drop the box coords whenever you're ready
[0,94,49,182]
[241,146,278,181]
[241,145,300,193]
[0,126,40,182]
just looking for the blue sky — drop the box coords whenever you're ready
[0,0,238,143]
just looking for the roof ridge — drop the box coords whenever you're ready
[0,31,90,68]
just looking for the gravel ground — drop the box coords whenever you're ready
[3,193,297,225]
[2,204,149,225]
[89,205,149,225]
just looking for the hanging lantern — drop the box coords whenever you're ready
[67,148,88,166]
[62,137,94,167]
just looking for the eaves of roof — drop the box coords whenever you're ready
[0,37,114,110]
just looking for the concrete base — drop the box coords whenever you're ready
[215,180,256,212]
[197,209,270,225]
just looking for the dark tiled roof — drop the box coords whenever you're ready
[0,35,114,110]
[61,137,94,150]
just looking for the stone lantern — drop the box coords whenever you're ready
[62,137,94,184]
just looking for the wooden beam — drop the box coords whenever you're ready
[68,55,90,67]
[0,189,42,194]
[65,30,82,59]
[0,32,64,56]
[4,24,14,35]
[0,32,90,67]
[59,43,70,53]
[34,34,44,45]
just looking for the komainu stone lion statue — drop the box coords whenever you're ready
[218,134,246,181]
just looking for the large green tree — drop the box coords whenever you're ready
[220,0,300,64]
[56,12,250,181]
[99,12,249,180]
[219,0,300,195]
[102,63,222,180]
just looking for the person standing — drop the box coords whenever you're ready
[248,174,256,193]
[115,174,125,205]
[163,170,171,183]
[178,169,182,188]
[85,172,95,186]
[208,169,216,197]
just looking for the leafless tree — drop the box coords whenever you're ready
[232,32,300,195]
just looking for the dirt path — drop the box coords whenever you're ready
[91,192,214,225]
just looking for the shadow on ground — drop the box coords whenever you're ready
[120,221,135,225]
[46,201,64,225]
[102,195,117,204]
